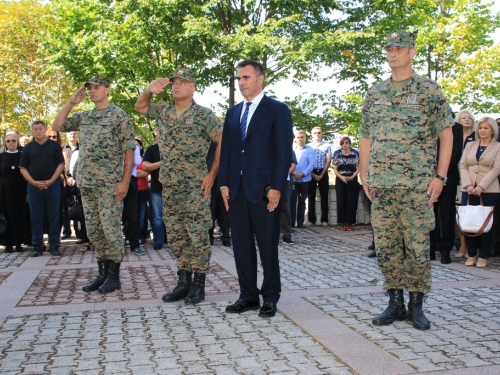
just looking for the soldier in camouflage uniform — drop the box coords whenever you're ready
[52,74,136,294]
[135,68,223,305]
[359,31,454,330]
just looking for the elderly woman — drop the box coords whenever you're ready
[333,136,360,231]
[459,117,500,268]
[0,133,31,252]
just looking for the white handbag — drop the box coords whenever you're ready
[456,197,494,237]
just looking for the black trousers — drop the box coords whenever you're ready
[430,183,458,252]
[335,177,359,224]
[122,176,140,248]
[291,181,309,227]
[228,181,281,303]
[279,181,292,238]
[462,192,500,259]
[308,170,330,224]
[209,177,230,241]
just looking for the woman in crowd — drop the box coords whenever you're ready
[456,109,476,258]
[0,133,31,252]
[459,117,500,268]
[333,136,360,231]
[135,138,150,244]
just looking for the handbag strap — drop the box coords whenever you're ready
[457,205,494,237]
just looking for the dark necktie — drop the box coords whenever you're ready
[240,102,252,141]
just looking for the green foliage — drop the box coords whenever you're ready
[0,0,74,136]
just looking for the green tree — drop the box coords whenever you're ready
[0,0,73,136]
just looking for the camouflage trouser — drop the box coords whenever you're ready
[162,186,212,273]
[80,186,124,263]
[371,188,434,293]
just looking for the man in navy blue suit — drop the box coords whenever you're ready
[219,60,293,318]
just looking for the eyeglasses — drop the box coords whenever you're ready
[342,141,351,145]
[48,135,58,139]
[5,140,17,143]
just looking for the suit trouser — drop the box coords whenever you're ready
[371,188,434,294]
[80,186,124,262]
[430,183,458,252]
[229,183,281,303]
[462,192,499,259]
[308,170,329,224]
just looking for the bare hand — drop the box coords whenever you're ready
[312,173,321,182]
[38,180,51,190]
[362,184,372,201]
[466,185,474,195]
[426,178,444,205]
[114,180,129,202]
[69,87,87,106]
[472,186,483,197]
[267,189,281,212]
[201,173,215,199]
[149,78,170,94]
[221,187,230,211]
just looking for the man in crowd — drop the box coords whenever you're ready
[219,59,293,318]
[291,130,315,228]
[142,133,166,250]
[52,74,136,294]
[135,68,222,305]
[306,126,331,227]
[360,30,453,330]
[20,120,65,257]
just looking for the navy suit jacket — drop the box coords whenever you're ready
[219,95,293,206]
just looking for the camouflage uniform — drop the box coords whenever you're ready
[146,99,222,273]
[60,94,136,263]
[360,66,453,294]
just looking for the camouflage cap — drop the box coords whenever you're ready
[84,74,111,87]
[170,68,196,84]
[386,30,416,48]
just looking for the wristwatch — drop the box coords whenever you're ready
[436,174,447,186]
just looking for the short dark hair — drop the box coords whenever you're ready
[31,120,46,128]
[237,60,265,76]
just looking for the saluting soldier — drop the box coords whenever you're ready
[53,74,136,294]
[359,30,454,330]
[135,68,223,305]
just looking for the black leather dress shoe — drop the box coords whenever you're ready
[225,298,260,314]
[222,239,231,247]
[259,301,277,318]
[153,243,163,250]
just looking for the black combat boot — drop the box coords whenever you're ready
[372,289,407,326]
[98,261,121,293]
[82,261,108,292]
[184,272,206,304]
[162,270,192,302]
[407,292,431,330]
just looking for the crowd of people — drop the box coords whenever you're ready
[1,30,500,330]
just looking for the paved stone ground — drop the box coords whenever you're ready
[1,224,500,374]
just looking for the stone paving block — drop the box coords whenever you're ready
[0,251,29,269]
[17,262,238,307]
[307,286,500,372]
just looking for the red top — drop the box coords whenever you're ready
[137,161,149,190]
